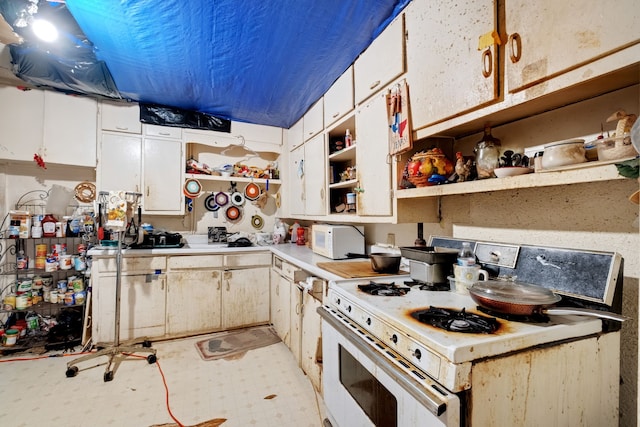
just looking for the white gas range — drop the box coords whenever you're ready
[318,238,624,427]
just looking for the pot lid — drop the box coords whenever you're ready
[469,280,562,305]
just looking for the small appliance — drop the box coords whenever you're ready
[311,224,364,260]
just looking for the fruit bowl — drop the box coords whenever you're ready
[493,166,532,178]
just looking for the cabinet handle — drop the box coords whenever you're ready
[481,48,493,78]
[320,188,324,199]
[146,186,150,197]
[276,284,279,296]
[212,271,220,289]
[224,270,232,291]
[369,80,381,90]
[332,112,339,118]
[508,33,522,63]
[115,126,128,130]
[159,132,170,136]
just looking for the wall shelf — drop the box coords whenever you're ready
[185,173,281,185]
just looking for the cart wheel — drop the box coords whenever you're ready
[147,354,157,364]
[104,371,114,382]
[65,366,79,378]
[142,340,152,348]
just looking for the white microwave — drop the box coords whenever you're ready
[311,224,365,259]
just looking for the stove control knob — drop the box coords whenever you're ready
[366,318,371,326]
[347,305,352,312]
[413,348,422,360]
[336,297,341,305]
[390,334,398,344]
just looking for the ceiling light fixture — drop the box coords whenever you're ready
[32,18,58,42]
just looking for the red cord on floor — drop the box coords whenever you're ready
[2,350,186,427]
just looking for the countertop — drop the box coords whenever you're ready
[88,243,348,282]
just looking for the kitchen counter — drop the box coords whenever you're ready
[88,242,349,281]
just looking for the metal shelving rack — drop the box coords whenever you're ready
[65,191,157,382]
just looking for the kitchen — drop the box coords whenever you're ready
[0,1,638,426]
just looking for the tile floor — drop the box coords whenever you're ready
[0,333,327,427]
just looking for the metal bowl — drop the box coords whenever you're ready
[370,253,401,273]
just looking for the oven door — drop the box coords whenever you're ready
[320,308,460,427]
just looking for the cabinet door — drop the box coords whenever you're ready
[222,267,270,329]
[142,137,183,213]
[354,16,405,104]
[405,0,497,130]
[303,99,323,141]
[324,66,354,127]
[0,86,43,161]
[290,287,303,363]
[93,273,166,343]
[304,133,327,216]
[270,269,292,346]
[289,144,305,215]
[43,91,98,167]
[98,132,142,193]
[355,94,392,216]
[287,118,304,152]
[506,0,640,93]
[301,292,323,393]
[100,101,141,133]
[166,270,222,335]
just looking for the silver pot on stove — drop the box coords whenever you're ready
[399,246,459,284]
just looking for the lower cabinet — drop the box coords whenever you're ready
[92,252,271,344]
[270,268,292,346]
[301,288,323,393]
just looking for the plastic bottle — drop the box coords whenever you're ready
[457,242,476,266]
[345,129,352,147]
[290,221,301,244]
[296,226,306,246]
[41,213,58,238]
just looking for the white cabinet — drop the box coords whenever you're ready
[92,256,167,344]
[222,266,271,329]
[354,16,405,105]
[324,66,354,127]
[303,99,324,141]
[0,87,97,167]
[144,123,182,139]
[270,268,292,345]
[98,131,183,214]
[505,0,640,94]
[100,101,141,134]
[232,121,283,147]
[288,133,326,216]
[287,118,304,152]
[301,289,323,393]
[405,0,498,130]
[354,94,393,216]
[98,132,142,193]
[142,137,183,213]
[303,133,327,216]
[166,255,224,335]
[290,286,303,363]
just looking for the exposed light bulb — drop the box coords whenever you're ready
[32,19,58,42]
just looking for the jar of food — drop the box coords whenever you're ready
[3,329,19,346]
[474,126,501,179]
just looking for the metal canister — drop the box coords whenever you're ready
[15,294,28,310]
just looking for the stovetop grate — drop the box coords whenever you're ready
[357,281,410,296]
[411,306,500,334]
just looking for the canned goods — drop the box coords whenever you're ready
[2,329,18,346]
[70,277,84,292]
[45,257,58,272]
[73,255,86,271]
[57,280,68,293]
[43,288,51,302]
[35,256,46,269]
[59,255,72,270]
[49,290,59,304]
[26,314,39,330]
[64,291,75,306]
[17,279,32,293]
[3,294,16,310]
[16,254,29,269]
[77,243,86,255]
[35,244,47,256]
[15,294,28,310]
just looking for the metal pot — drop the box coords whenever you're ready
[370,253,401,274]
[468,280,627,322]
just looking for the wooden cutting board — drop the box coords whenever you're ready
[316,261,407,279]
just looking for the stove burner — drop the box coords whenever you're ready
[411,306,499,333]
[358,281,410,296]
[404,280,451,292]
[476,306,550,323]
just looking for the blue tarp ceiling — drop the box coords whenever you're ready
[4,0,410,128]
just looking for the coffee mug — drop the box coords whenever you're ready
[453,265,488,295]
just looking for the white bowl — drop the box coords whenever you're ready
[541,139,586,169]
[494,166,532,178]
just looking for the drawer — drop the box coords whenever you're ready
[168,254,224,270]
[144,124,183,139]
[96,256,166,274]
[225,252,271,267]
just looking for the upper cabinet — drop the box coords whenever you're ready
[288,133,326,216]
[405,0,498,130]
[303,99,324,141]
[354,15,405,105]
[0,87,97,167]
[324,66,354,128]
[505,0,640,94]
[287,118,304,152]
[100,101,142,134]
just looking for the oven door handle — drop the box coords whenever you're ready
[318,306,450,417]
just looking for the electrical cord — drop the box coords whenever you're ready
[0,350,186,427]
